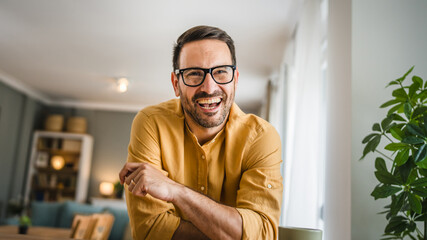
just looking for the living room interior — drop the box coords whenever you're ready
[1,1,427,239]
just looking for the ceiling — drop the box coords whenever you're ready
[0,0,302,113]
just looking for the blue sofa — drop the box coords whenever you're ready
[28,201,129,240]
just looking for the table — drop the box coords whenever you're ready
[0,225,72,239]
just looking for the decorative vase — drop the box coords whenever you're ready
[18,225,28,234]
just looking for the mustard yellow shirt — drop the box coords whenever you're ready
[126,99,283,240]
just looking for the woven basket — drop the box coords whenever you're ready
[44,115,64,132]
[66,117,87,133]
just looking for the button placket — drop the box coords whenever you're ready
[198,152,208,194]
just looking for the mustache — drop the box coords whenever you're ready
[192,90,225,102]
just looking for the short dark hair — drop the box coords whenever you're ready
[172,25,236,71]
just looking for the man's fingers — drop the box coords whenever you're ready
[119,162,144,184]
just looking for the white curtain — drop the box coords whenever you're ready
[277,0,325,229]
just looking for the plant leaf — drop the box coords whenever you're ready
[389,192,405,216]
[363,135,381,157]
[396,66,414,83]
[381,117,393,131]
[405,168,417,184]
[404,102,412,119]
[414,144,427,163]
[411,177,427,187]
[406,123,425,137]
[412,75,423,87]
[398,159,415,184]
[414,214,427,221]
[388,103,404,116]
[415,154,427,169]
[380,99,401,108]
[419,168,427,177]
[385,142,408,151]
[362,133,380,144]
[375,157,387,172]
[389,126,404,141]
[411,106,427,119]
[373,123,382,132]
[401,136,424,145]
[392,88,408,100]
[408,192,422,214]
[386,80,400,88]
[371,185,402,200]
[375,170,402,185]
[384,215,407,234]
[408,82,420,99]
[389,113,406,122]
[411,187,427,197]
[394,148,410,166]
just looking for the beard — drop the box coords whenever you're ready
[179,87,234,129]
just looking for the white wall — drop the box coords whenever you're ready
[352,1,427,239]
[324,0,352,239]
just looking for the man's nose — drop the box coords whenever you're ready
[199,73,218,93]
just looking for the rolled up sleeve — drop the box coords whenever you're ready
[236,125,283,240]
[126,111,181,239]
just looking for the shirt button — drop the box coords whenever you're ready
[201,155,205,160]
[201,186,205,191]
[267,184,272,189]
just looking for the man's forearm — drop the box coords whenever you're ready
[171,185,242,240]
[172,219,209,240]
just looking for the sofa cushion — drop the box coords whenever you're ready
[31,201,63,227]
[104,207,129,240]
[58,201,104,228]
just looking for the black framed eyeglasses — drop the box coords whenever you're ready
[175,65,236,87]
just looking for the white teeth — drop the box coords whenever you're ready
[197,98,221,104]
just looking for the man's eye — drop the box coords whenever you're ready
[186,71,203,77]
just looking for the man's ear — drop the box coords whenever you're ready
[234,67,239,89]
[171,72,180,97]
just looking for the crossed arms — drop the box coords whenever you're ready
[119,162,242,240]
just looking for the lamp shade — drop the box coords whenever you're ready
[99,182,114,196]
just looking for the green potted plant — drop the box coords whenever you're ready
[114,180,124,199]
[361,66,427,239]
[18,215,31,234]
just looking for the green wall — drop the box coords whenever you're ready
[0,82,43,222]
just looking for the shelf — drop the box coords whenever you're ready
[25,131,93,203]
[36,167,78,175]
[37,149,81,155]
[34,186,76,193]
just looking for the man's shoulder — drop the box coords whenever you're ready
[228,104,276,136]
[138,99,184,119]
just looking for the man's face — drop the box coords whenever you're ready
[171,39,239,129]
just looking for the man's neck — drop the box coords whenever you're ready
[184,115,227,146]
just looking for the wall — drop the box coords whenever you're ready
[352,1,427,239]
[324,0,352,239]
[0,82,43,222]
[43,107,135,199]
[0,79,136,225]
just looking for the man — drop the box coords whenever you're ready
[119,25,283,240]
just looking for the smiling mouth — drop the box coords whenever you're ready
[196,97,222,110]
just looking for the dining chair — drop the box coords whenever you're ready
[279,226,322,240]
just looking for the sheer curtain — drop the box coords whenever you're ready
[275,0,326,229]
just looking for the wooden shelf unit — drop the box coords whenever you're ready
[25,131,93,203]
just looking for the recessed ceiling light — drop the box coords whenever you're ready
[116,77,129,93]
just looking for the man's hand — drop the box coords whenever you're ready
[119,162,181,202]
